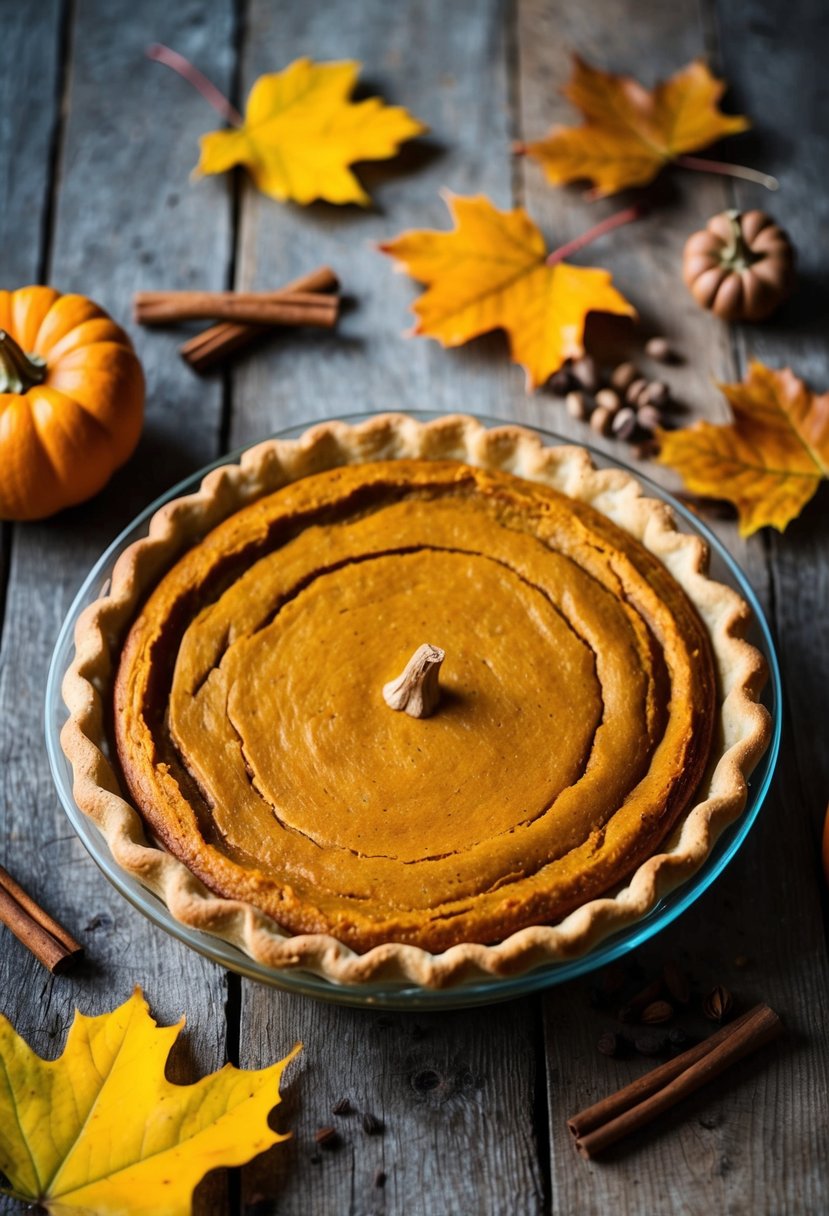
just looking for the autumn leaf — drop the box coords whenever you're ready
[379,192,636,390]
[196,57,425,205]
[0,988,300,1216]
[517,56,749,197]
[658,361,829,536]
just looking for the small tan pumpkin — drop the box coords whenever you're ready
[0,286,144,521]
[682,210,795,322]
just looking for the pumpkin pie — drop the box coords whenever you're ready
[62,416,770,986]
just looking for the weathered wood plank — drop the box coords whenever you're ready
[0,2,236,1213]
[242,999,544,1216]
[516,0,829,1210]
[0,0,63,286]
[713,0,829,838]
[232,3,545,1213]
[228,0,521,446]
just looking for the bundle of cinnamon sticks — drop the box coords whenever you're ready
[568,1002,783,1158]
[134,265,340,372]
[0,863,83,974]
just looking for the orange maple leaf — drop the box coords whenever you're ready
[379,192,635,390]
[658,361,829,536]
[518,56,749,198]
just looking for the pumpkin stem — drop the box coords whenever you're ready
[674,154,779,192]
[546,203,646,267]
[0,331,47,393]
[146,43,243,126]
[719,210,763,272]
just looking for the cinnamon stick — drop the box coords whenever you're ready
[569,1003,783,1158]
[0,864,83,974]
[135,290,339,327]
[180,265,340,372]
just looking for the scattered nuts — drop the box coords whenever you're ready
[595,387,622,414]
[549,366,575,396]
[611,406,637,441]
[589,405,612,436]
[703,985,734,1023]
[332,1097,353,1116]
[645,336,676,363]
[572,354,600,392]
[636,404,662,433]
[611,361,638,393]
[565,390,589,421]
[626,377,649,407]
[662,962,691,1006]
[641,999,675,1025]
[314,1126,339,1148]
[361,1111,384,1136]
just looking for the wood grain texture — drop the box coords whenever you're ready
[0,2,236,1213]
[713,0,829,837]
[0,0,63,286]
[228,0,521,445]
[516,0,829,1211]
[231,3,545,1213]
[240,996,545,1216]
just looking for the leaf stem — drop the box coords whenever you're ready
[675,154,779,192]
[546,203,646,267]
[146,43,243,126]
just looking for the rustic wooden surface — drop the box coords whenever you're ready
[1,1,827,1213]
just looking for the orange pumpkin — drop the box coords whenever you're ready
[0,286,144,520]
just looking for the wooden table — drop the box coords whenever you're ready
[2,1,827,1212]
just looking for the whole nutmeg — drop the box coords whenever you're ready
[595,388,621,414]
[626,377,649,407]
[636,404,662,433]
[597,1030,621,1058]
[683,209,795,322]
[611,361,639,393]
[565,390,589,421]
[589,405,612,437]
[645,336,677,364]
[611,406,637,441]
[571,354,600,393]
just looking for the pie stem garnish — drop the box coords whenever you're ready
[382,644,445,718]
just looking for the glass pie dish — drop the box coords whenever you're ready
[46,412,781,1009]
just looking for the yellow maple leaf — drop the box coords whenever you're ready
[658,361,829,536]
[0,988,300,1216]
[518,56,749,197]
[379,192,635,390]
[197,57,425,205]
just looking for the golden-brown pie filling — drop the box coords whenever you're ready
[114,460,716,952]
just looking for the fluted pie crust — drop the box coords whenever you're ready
[61,415,770,987]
